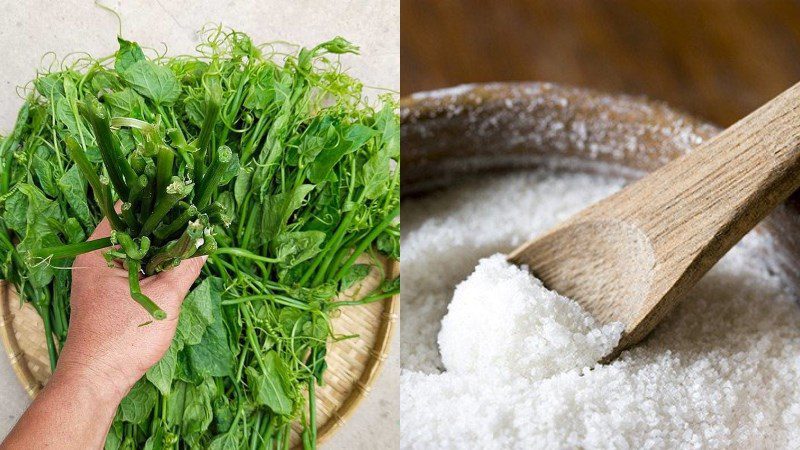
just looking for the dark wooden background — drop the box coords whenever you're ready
[401,0,800,126]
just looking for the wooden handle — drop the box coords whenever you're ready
[511,81,800,352]
[596,80,800,263]
[577,81,800,343]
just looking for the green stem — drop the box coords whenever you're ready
[145,221,203,275]
[332,205,399,283]
[242,307,266,372]
[140,178,191,236]
[37,299,58,370]
[308,377,317,448]
[302,209,356,287]
[127,259,166,320]
[31,237,113,259]
[221,294,309,310]
[261,416,276,450]
[249,411,263,450]
[140,175,155,218]
[155,145,175,203]
[332,289,399,307]
[193,87,222,183]
[282,424,291,450]
[213,247,280,263]
[154,204,198,241]
[65,137,126,230]
[195,145,233,209]
[121,203,139,235]
[80,100,135,200]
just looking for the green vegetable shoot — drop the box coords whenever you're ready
[0,26,399,449]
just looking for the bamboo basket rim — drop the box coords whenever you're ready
[0,257,398,446]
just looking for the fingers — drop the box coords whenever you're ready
[142,255,207,309]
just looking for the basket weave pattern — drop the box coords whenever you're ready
[0,257,397,445]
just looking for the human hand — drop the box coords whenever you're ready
[55,217,205,400]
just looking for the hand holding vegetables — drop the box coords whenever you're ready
[0,218,205,450]
[31,96,228,320]
[63,217,207,392]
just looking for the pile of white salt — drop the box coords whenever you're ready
[438,254,623,381]
[401,171,800,449]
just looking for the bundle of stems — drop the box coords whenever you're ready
[32,98,232,319]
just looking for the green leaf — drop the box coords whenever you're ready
[17,229,59,288]
[32,146,58,197]
[90,70,120,93]
[187,279,235,378]
[146,342,178,395]
[142,424,165,450]
[361,148,391,200]
[346,123,378,149]
[341,263,371,290]
[299,134,325,161]
[115,37,146,74]
[176,277,217,345]
[165,381,188,428]
[121,60,181,104]
[104,88,147,118]
[183,95,205,127]
[243,67,276,111]
[382,276,400,293]
[233,167,251,206]
[187,319,234,377]
[278,308,304,336]
[208,431,240,450]
[58,166,93,229]
[180,378,215,437]
[34,74,65,103]
[2,190,28,236]
[274,231,325,268]
[307,124,376,183]
[375,102,400,158]
[317,36,359,55]
[14,184,65,287]
[119,379,158,424]
[279,308,327,341]
[261,184,314,241]
[377,229,399,259]
[104,420,123,450]
[213,396,235,434]
[54,97,76,130]
[64,217,86,244]
[246,351,294,415]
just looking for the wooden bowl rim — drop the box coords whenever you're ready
[400,81,800,307]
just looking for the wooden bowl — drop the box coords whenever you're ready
[401,82,799,299]
[0,256,398,446]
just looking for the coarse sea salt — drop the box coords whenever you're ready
[438,254,623,381]
[401,170,799,449]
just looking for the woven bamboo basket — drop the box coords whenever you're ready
[0,255,398,446]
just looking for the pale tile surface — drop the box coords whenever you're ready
[0,1,399,448]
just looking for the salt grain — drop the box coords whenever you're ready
[438,254,623,381]
[401,171,798,449]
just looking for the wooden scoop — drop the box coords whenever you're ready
[508,82,800,357]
